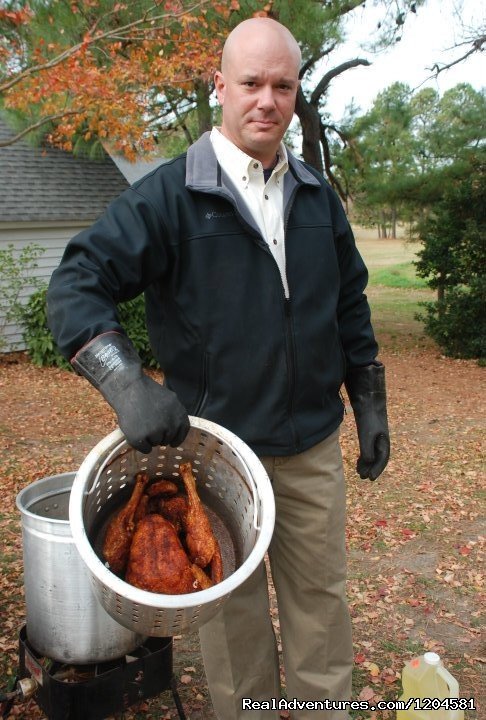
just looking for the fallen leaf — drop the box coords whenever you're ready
[358,686,376,702]
[366,662,380,677]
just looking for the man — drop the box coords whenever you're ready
[47,17,389,720]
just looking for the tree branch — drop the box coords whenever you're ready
[330,0,366,18]
[319,123,347,202]
[166,98,194,146]
[324,122,350,145]
[0,0,209,94]
[0,110,83,147]
[429,35,486,76]
[299,43,338,79]
[311,58,371,106]
[300,54,323,79]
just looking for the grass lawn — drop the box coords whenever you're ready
[367,264,428,289]
[353,232,435,351]
[353,228,420,267]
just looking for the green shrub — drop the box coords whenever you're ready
[0,242,44,351]
[117,296,159,368]
[417,277,486,360]
[414,151,485,360]
[21,287,158,368]
[21,285,70,368]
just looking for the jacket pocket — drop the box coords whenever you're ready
[192,352,210,416]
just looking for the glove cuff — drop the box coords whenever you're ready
[345,362,386,406]
[71,332,142,396]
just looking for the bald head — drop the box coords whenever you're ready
[221,18,301,76]
[214,18,301,167]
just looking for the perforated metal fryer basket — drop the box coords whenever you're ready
[69,417,275,636]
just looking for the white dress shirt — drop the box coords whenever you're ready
[210,127,290,297]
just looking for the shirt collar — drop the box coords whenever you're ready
[210,127,288,190]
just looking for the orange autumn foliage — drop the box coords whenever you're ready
[1,0,242,158]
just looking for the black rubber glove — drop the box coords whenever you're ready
[72,332,190,453]
[344,363,390,481]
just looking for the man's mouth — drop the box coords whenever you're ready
[250,119,278,128]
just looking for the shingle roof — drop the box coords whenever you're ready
[0,117,130,223]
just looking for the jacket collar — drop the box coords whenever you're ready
[186,131,321,191]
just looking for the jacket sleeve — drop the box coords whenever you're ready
[328,189,379,368]
[47,186,170,360]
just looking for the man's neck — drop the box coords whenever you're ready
[263,153,279,171]
[215,126,281,170]
[263,155,279,182]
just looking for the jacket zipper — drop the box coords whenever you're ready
[284,297,300,451]
[282,183,301,451]
[206,181,303,449]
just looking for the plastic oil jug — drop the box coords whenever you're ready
[396,652,465,719]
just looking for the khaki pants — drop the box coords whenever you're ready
[199,429,353,719]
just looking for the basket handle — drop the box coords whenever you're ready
[86,439,129,495]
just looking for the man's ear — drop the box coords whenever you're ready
[214,71,225,105]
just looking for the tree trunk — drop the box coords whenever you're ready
[294,58,370,177]
[295,87,323,174]
[195,78,212,138]
[381,210,388,239]
[391,207,397,238]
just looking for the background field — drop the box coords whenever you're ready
[354,231,434,352]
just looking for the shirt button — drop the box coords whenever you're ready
[265,194,269,200]
[253,163,259,169]
[242,176,247,181]
[273,238,277,245]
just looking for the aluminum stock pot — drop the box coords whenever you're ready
[16,472,145,663]
[69,416,275,637]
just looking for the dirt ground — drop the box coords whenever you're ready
[0,334,484,719]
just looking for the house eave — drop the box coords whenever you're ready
[0,219,95,231]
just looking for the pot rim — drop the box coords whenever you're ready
[16,472,76,525]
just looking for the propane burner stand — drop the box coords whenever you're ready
[18,626,186,720]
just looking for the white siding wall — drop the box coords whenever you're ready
[0,222,88,351]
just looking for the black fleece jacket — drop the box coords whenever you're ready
[47,132,378,456]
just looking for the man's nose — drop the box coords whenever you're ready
[257,85,277,111]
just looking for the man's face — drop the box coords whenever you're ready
[214,35,300,167]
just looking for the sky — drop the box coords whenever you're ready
[314,0,485,120]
